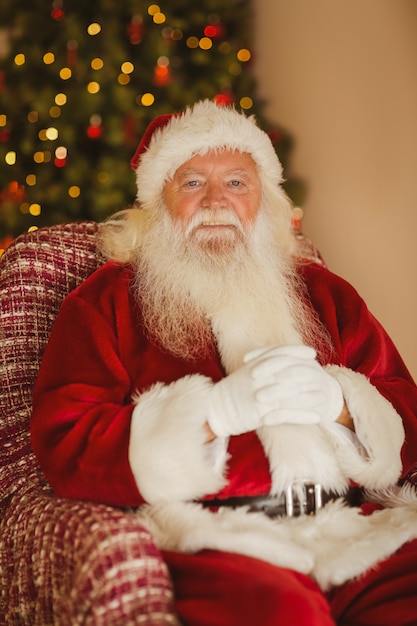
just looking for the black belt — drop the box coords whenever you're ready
[201,482,364,518]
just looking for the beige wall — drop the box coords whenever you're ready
[254,0,417,381]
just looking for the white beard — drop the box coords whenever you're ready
[132,202,330,372]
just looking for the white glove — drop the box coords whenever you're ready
[245,345,345,426]
[207,345,317,437]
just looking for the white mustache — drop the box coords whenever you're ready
[184,209,244,237]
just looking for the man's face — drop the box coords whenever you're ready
[162,149,262,249]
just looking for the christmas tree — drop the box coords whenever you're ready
[0,0,304,251]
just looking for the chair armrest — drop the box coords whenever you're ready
[0,490,178,625]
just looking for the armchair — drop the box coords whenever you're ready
[0,222,178,625]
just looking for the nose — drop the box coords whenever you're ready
[202,181,226,209]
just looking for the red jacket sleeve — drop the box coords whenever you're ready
[302,262,417,477]
[31,263,144,507]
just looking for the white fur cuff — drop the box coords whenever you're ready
[129,375,228,503]
[325,365,405,489]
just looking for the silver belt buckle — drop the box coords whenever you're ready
[285,480,323,517]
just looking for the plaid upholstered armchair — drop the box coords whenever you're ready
[0,222,178,625]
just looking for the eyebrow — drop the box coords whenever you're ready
[177,168,205,178]
[177,168,250,179]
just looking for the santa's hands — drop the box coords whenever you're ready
[207,345,319,437]
[245,345,344,427]
[207,345,345,437]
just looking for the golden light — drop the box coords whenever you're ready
[148,4,160,15]
[170,29,183,41]
[87,23,101,36]
[199,37,213,50]
[28,111,38,123]
[121,61,134,74]
[87,81,100,94]
[140,93,155,106]
[153,12,166,24]
[5,151,16,165]
[26,174,37,186]
[55,93,67,106]
[33,151,45,163]
[59,67,72,80]
[68,186,81,198]
[49,106,61,118]
[239,96,253,110]
[117,74,130,85]
[237,48,251,62]
[0,114,7,127]
[91,57,104,70]
[186,36,199,49]
[29,203,41,216]
[45,127,59,140]
[55,146,67,159]
[14,53,25,66]
[43,52,55,64]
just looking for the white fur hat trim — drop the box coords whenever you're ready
[133,99,283,209]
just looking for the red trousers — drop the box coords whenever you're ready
[163,538,417,625]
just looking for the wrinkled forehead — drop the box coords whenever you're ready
[169,148,260,178]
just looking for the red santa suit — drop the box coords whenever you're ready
[31,259,417,626]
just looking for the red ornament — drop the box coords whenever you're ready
[87,124,103,139]
[204,25,216,38]
[214,92,235,106]
[87,114,103,139]
[204,22,225,39]
[67,40,78,67]
[153,65,171,87]
[51,7,65,20]
[128,17,144,44]
[1,181,25,203]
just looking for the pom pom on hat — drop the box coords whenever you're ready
[131,99,284,210]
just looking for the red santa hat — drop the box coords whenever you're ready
[131,99,284,210]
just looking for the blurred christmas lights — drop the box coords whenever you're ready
[1,0,304,252]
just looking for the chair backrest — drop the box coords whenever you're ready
[0,222,101,505]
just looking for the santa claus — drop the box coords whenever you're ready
[31,100,417,625]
